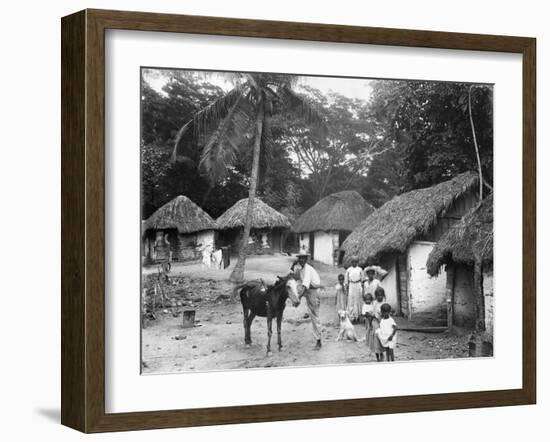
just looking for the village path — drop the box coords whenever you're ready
[142,255,472,374]
[142,253,342,284]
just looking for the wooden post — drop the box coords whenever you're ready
[395,257,402,316]
[152,285,157,317]
[473,260,486,332]
[182,310,196,328]
[445,264,456,330]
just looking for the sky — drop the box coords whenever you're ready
[143,68,373,102]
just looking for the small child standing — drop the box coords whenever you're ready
[370,287,387,361]
[376,303,398,361]
[334,274,348,312]
[362,293,377,356]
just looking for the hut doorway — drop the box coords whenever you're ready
[313,232,334,265]
[218,228,241,256]
[408,241,447,325]
[309,232,315,259]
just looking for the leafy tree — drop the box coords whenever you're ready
[367,80,493,193]
[275,87,392,209]
[140,71,256,218]
[173,73,325,282]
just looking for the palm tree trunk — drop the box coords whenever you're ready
[230,100,264,282]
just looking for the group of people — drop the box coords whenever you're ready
[335,257,397,362]
[290,254,397,361]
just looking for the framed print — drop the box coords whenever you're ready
[61,9,536,433]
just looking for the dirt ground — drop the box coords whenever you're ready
[141,255,472,374]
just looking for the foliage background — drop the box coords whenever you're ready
[1,1,546,442]
[141,71,493,220]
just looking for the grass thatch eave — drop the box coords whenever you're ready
[144,195,218,234]
[293,190,375,233]
[341,172,479,267]
[426,194,493,276]
[216,198,291,230]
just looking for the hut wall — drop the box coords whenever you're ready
[152,230,174,262]
[248,229,277,255]
[283,231,300,254]
[218,228,240,254]
[313,231,338,265]
[176,232,199,261]
[196,230,215,251]
[452,264,477,328]
[378,258,399,313]
[298,233,310,255]
[176,230,215,262]
[222,228,282,255]
[407,241,447,325]
[483,266,494,340]
[271,228,284,253]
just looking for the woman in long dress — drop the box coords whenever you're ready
[345,257,363,322]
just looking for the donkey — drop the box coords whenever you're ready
[237,276,301,356]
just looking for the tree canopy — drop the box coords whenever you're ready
[141,70,493,223]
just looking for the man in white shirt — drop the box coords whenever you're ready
[296,253,323,350]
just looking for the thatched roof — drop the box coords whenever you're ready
[293,191,375,233]
[426,194,493,275]
[144,195,217,234]
[216,198,291,230]
[341,172,479,266]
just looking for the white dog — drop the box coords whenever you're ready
[336,310,363,342]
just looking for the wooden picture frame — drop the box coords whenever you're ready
[61,8,536,433]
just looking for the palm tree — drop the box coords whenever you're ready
[172,73,325,282]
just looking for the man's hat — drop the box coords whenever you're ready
[364,265,377,273]
[296,253,309,258]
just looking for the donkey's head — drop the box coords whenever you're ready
[276,275,301,307]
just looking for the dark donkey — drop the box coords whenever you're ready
[237,276,301,356]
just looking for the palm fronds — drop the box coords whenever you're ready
[278,85,327,133]
[198,96,254,182]
[171,85,246,162]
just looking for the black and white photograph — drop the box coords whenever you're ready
[140,68,494,374]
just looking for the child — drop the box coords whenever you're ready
[376,303,398,361]
[370,287,387,361]
[362,293,379,357]
[334,274,348,312]
[372,286,386,320]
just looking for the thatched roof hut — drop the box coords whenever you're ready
[341,172,479,266]
[144,195,218,233]
[426,194,493,276]
[293,190,375,233]
[216,198,291,230]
